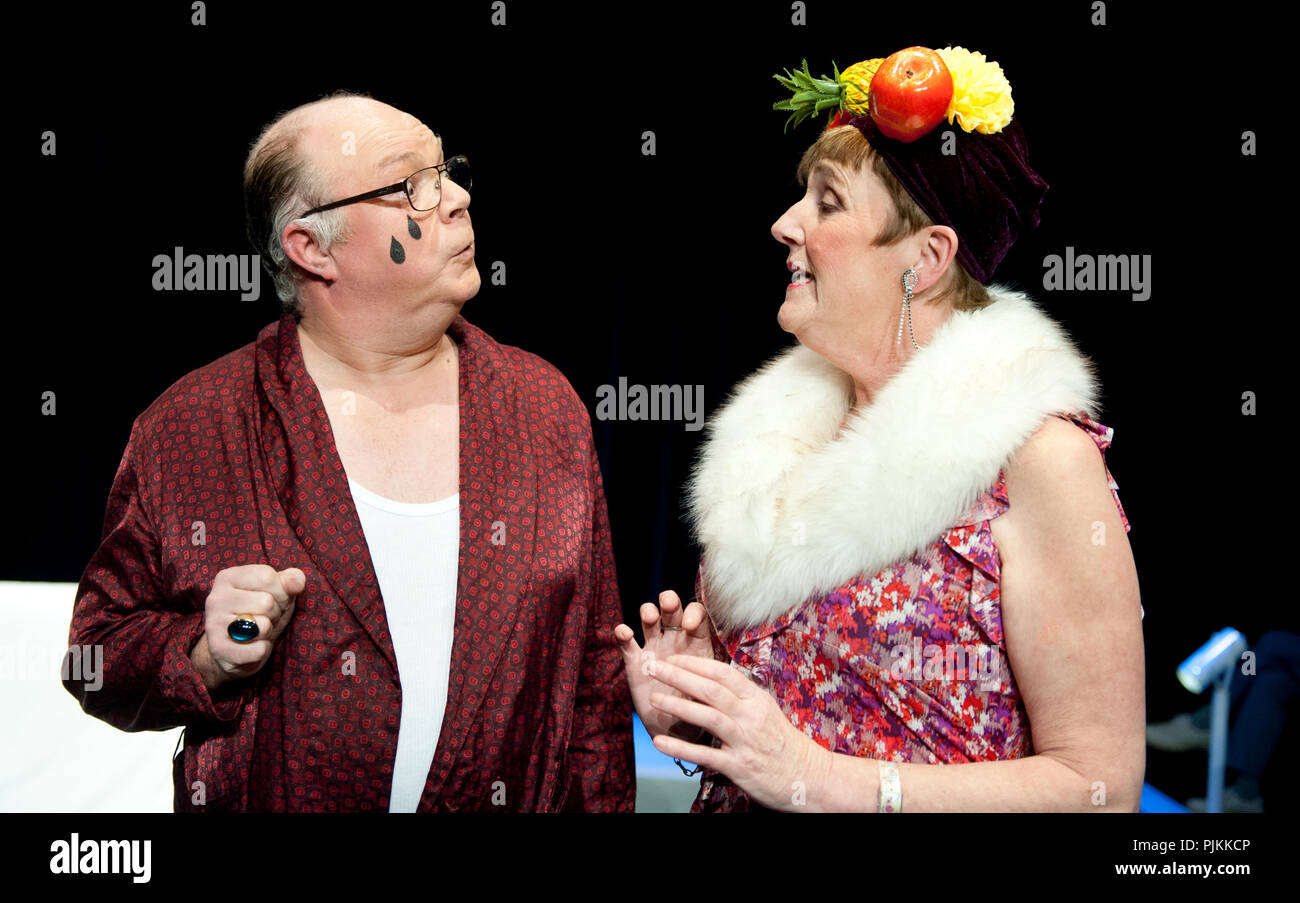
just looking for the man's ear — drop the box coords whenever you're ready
[282,219,339,286]
[911,225,959,294]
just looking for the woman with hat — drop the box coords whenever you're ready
[615,46,1145,812]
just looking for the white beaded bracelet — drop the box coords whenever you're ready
[878,761,901,813]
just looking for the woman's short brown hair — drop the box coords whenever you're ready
[796,125,991,312]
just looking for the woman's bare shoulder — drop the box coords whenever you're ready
[1007,415,1106,484]
[994,415,1115,556]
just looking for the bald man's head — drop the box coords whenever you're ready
[244,91,388,318]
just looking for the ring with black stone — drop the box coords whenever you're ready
[227,616,260,643]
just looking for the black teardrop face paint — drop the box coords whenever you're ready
[407,216,422,240]
[390,236,405,264]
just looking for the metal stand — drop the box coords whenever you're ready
[1205,671,1232,813]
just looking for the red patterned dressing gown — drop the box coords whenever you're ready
[64,312,635,812]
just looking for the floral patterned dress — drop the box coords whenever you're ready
[690,412,1131,812]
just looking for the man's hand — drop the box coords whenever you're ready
[614,589,716,739]
[192,565,305,692]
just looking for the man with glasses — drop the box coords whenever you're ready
[63,92,635,812]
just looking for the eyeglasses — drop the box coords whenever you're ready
[298,155,471,218]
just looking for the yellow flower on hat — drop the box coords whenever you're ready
[936,46,1014,134]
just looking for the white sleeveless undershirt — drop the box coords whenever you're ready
[347,476,459,813]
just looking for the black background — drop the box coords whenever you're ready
[5,1,1287,808]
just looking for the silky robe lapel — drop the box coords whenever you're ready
[423,316,536,802]
[255,314,400,677]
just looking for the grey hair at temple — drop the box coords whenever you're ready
[243,90,372,319]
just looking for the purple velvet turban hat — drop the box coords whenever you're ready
[846,113,1049,283]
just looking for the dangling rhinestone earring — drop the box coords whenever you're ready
[897,268,920,350]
